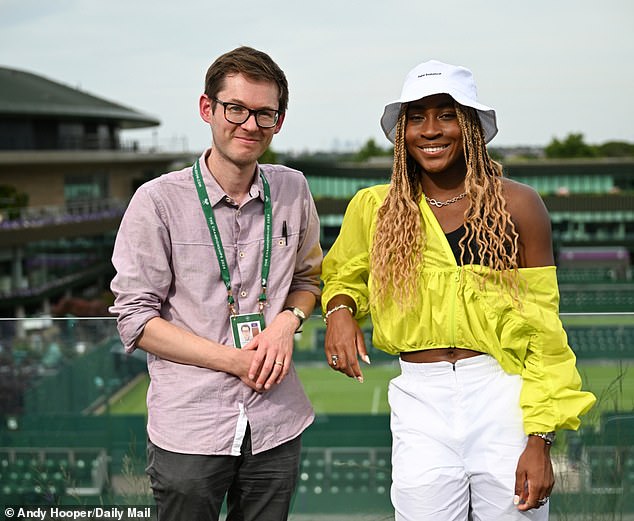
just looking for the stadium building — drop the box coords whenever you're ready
[0,66,192,319]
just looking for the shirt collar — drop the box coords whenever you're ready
[198,148,265,206]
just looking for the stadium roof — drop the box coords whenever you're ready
[0,66,159,129]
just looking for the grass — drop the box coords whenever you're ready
[108,363,400,416]
[109,359,632,421]
[297,364,398,414]
[110,373,149,415]
[577,360,634,415]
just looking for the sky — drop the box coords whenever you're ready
[1,0,633,154]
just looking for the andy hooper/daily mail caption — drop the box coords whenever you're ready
[3,506,154,520]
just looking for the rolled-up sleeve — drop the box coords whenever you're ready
[110,185,172,352]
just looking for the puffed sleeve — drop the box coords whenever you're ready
[321,187,385,318]
[519,267,596,433]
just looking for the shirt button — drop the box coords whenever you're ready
[239,251,245,258]
[240,291,247,297]
[225,196,232,203]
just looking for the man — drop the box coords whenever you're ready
[110,46,322,521]
[240,323,254,346]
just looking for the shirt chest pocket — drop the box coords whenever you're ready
[266,231,300,298]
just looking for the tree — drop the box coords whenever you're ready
[596,141,634,157]
[544,133,597,159]
[258,147,278,164]
[0,185,29,220]
[355,138,393,162]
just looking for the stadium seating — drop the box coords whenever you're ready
[559,287,634,312]
[0,447,107,503]
[566,326,634,359]
[295,447,392,512]
[581,414,634,494]
[585,446,622,491]
[290,415,394,512]
[557,267,620,283]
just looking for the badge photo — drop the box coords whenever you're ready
[231,313,265,348]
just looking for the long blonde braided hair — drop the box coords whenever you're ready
[370,102,520,307]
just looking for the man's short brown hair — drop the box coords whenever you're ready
[204,46,289,114]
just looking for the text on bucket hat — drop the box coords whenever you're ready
[380,60,498,144]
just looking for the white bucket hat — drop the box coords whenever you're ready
[380,60,498,144]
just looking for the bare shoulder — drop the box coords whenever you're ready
[501,178,549,223]
[500,178,554,267]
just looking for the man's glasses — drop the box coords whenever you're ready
[214,98,280,128]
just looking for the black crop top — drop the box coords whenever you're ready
[445,225,482,266]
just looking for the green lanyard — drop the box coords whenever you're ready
[192,159,272,315]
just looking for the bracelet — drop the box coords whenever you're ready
[529,431,556,445]
[323,304,354,324]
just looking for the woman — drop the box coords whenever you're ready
[321,60,595,521]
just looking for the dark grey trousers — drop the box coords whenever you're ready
[146,427,302,521]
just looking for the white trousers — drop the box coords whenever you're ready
[388,355,549,521]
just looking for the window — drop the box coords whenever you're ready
[64,174,108,203]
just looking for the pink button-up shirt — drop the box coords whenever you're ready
[110,149,321,455]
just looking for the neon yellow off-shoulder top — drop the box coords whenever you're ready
[321,185,596,434]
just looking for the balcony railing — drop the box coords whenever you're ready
[0,199,127,229]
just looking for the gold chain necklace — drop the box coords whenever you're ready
[425,192,467,208]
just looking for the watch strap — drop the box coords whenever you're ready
[283,306,305,332]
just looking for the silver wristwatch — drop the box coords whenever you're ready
[529,431,556,445]
[283,306,305,332]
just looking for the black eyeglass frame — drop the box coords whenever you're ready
[213,98,280,128]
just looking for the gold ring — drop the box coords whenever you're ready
[274,361,284,367]
[331,354,339,366]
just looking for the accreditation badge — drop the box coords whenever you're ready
[231,313,266,348]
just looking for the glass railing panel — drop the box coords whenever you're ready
[0,314,632,517]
